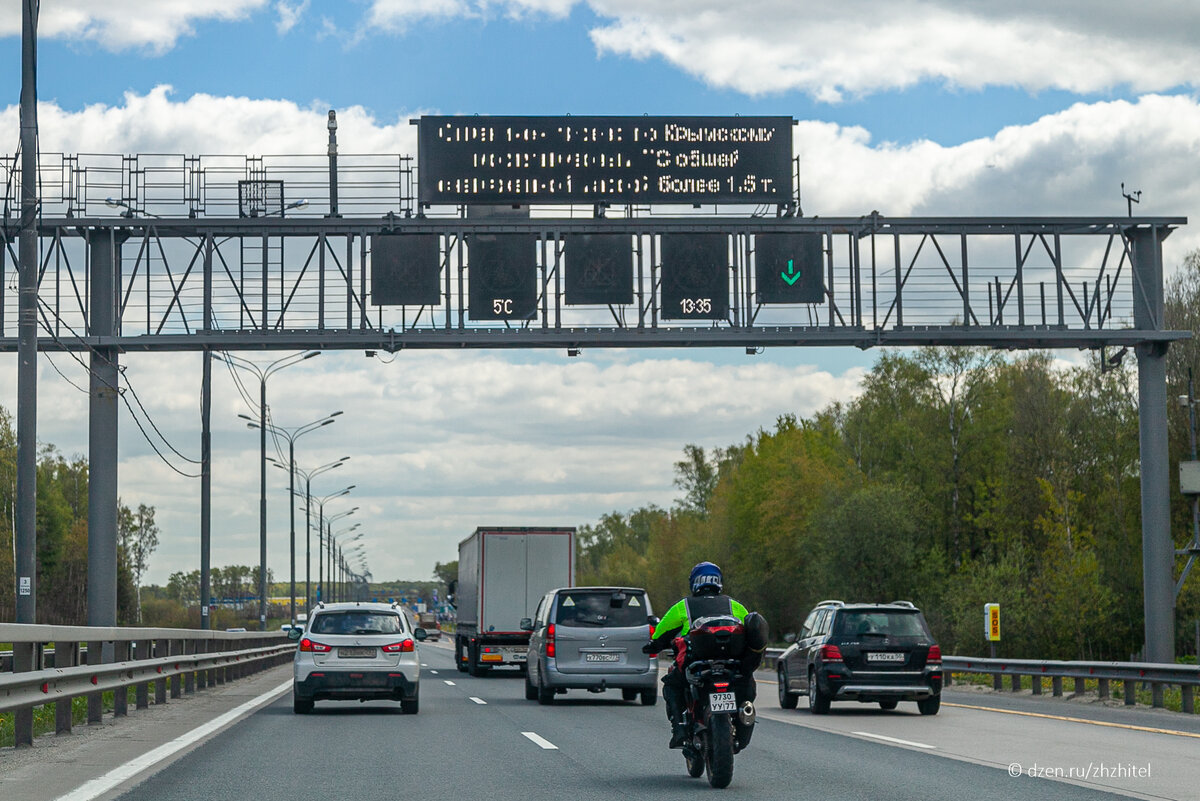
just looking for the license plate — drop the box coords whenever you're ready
[585,653,620,663]
[866,652,905,663]
[709,691,736,712]
[338,647,375,658]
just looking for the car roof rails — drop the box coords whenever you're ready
[890,600,916,608]
[816,599,845,607]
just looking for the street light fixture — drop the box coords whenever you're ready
[218,350,320,629]
[245,411,342,624]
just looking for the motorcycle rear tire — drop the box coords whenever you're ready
[705,715,735,789]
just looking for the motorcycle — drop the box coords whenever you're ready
[676,620,757,789]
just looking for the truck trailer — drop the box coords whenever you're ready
[454,527,575,675]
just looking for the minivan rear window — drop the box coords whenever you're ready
[310,611,404,635]
[835,611,930,639]
[556,591,648,627]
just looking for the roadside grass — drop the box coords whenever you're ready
[0,687,141,748]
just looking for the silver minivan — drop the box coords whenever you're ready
[522,586,658,705]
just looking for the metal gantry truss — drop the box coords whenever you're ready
[0,214,1189,353]
[0,150,1190,665]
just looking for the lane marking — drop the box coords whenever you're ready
[430,670,439,675]
[469,696,487,705]
[52,679,292,801]
[521,731,559,750]
[421,663,429,667]
[443,680,456,686]
[851,731,936,749]
[944,701,1200,739]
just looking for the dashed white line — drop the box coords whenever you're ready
[469,696,487,705]
[421,663,429,667]
[851,731,936,749]
[521,731,559,750]
[430,670,439,675]
[443,680,456,686]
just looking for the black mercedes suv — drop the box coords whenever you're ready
[776,600,942,715]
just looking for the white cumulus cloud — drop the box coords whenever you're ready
[0,0,270,53]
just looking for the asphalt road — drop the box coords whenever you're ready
[93,641,1187,801]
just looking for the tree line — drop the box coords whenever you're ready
[0,436,160,625]
[577,251,1200,661]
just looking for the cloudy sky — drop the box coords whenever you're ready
[1,1,1199,589]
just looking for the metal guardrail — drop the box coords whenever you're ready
[0,623,294,748]
[761,649,1198,712]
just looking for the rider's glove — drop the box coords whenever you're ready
[641,642,656,655]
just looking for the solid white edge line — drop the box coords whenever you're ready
[521,731,559,750]
[443,680,456,686]
[53,679,293,801]
[851,731,936,749]
[469,696,487,704]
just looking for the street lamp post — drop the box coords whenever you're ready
[248,411,342,625]
[277,457,348,610]
[331,530,363,603]
[218,350,319,630]
[315,496,356,603]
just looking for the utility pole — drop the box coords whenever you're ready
[12,0,39,749]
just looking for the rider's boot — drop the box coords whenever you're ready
[665,692,688,748]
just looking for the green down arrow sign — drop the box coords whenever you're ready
[781,258,800,286]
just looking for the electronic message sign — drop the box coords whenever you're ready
[418,116,793,206]
[468,234,538,321]
[370,234,441,306]
[564,234,633,305]
[660,234,729,321]
[756,233,825,304]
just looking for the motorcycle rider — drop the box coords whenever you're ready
[642,562,763,748]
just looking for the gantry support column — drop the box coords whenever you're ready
[1131,224,1175,664]
[87,230,124,628]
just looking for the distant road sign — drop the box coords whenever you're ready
[985,603,1001,642]
[418,115,793,206]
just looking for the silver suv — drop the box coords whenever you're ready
[290,602,427,714]
[522,587,658,705]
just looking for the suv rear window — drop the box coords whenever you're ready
[834,610,930,639]
[310,611,404,635]
[555,591,648,628]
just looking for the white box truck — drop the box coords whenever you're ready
[453,527,575,675]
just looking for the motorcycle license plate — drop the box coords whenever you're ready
[709,691,737,713]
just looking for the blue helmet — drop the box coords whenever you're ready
[689,562,723,596]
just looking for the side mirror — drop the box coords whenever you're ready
[414,628,428,641]
[519,618,534,632]
[784,632,797,644]
[287,627,303,642]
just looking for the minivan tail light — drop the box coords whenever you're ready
[819,644,843,662]
[927,645,942,664]
[382,640,414,653]
[547,623,556,658]
[648,624,655,639]
[299,638,331,653]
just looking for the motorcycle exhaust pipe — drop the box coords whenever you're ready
[738,700,756,727]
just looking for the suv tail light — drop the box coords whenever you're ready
[299,638,331,653]
[819,644,844,662]
[547,623,556,658]
[382,640,415,653]
[927,644,942,664]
